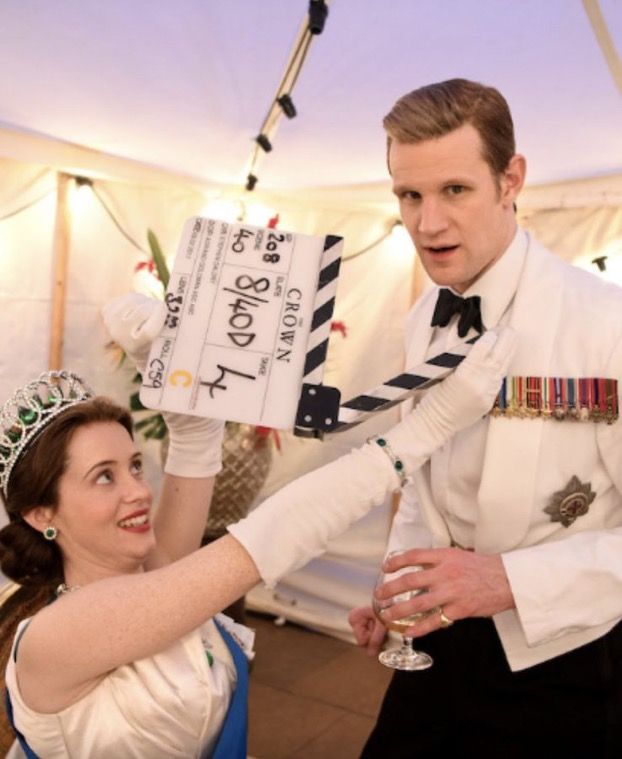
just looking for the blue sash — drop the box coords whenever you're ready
[5,620,40,758]
[211,619,249,759]
[4,619,249,759]
[5,688,40,759]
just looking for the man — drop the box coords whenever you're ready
[349,79,622,757]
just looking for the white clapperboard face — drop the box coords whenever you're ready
[140,217,342,430]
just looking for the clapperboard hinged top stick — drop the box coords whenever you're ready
[293,336,480,438]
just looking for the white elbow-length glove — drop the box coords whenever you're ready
[228,328,516,585]
[102,293,225,477]
[380,327,517,473]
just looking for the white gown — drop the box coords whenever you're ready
[5,617,238,758]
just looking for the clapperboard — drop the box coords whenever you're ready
[140,216,476,437]
[140,217,343,430]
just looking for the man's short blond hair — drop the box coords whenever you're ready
[383,78,516,176]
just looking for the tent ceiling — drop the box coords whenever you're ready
[0,0,621,191]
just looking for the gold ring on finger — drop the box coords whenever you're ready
[439,608,454,628]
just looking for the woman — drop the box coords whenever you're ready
[0,294,514,757]
[1,371,255,759]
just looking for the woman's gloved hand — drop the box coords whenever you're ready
[101,293,166,374]
[229,328,516,585]
[162,411,225,478]
[381,327,517,474]
[102,293,224,478]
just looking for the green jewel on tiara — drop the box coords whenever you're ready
[0,370,94,498]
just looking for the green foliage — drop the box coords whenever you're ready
[129,390,147,411]
[147,228,170,288]
[134,413,168,440]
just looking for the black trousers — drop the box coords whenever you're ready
[361,618,622,759]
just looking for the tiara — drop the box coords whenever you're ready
[0,371,94,498]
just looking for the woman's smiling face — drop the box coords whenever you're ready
[51,421,155,579]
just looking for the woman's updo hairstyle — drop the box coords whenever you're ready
[0,396,133,587]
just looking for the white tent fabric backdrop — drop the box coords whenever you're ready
[1,0,621,188]
[0,0,621,639]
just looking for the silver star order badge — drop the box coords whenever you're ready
[544,475,596,528]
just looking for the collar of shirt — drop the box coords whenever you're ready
[446,226,528,331]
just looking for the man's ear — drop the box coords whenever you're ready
[22,505,56,534]
[500,154,526,207]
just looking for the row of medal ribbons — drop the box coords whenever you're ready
[491,377,618,424]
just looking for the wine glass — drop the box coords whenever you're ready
[372,550,434,671]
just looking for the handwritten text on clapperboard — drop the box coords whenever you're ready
[140,217,334,429]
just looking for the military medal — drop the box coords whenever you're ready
[492,377,618,424]
[552,376,577,419]
[525,376,541,417]
[544,475,596,528]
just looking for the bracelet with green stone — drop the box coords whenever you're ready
[368,435,407,487]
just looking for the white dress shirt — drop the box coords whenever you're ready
[390,227,528,551]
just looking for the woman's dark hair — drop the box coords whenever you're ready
[0,396,133,745]
[0,396,133,587]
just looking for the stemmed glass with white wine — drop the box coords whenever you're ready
[372,550,434,671]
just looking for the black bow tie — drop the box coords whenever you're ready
[431,288,484,338]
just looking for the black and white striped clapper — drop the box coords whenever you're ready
[302,234,343,384]
[294,335,479,438]
[291,234,343,435]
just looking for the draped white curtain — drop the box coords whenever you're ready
[1,147,621,639]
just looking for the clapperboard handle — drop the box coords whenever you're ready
[293,335,481,439]
[294,383,342,438]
